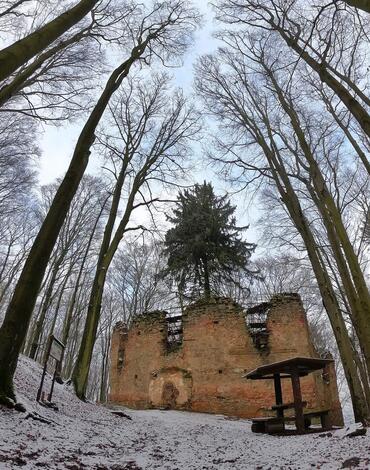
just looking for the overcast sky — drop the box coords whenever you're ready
[39,1,217,184]
[38,1,262,248]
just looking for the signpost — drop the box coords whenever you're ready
[37,335,65,405]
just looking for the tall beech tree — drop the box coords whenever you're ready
[344,0,370,13]
[72,72,200,399]
[195,39,370,422]
[161,182,257,300]
[0,112,39,317]
[26,176,107,361]
[0,2,138,121]
[0,1,199,405]
[0,0,98,82]
[215,0,370,145]
[241,36,370,378]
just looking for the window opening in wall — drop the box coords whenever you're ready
[245,302,271,352]
[117,347,125,370]
[165,314,183,352]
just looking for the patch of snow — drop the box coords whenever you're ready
[342,399,355,425]
[0,355,369,469]
[336,422,365,438]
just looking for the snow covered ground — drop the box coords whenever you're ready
[0,356,369,469]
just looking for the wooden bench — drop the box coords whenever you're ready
[277,409,331,430]
[271,401,307,412]
[303,409,330,430]
[251,417,285,434]
[251,409,331,434]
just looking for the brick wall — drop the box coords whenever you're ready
[109,294,343,425]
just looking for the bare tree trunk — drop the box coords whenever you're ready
[273,23,370,139]
[265,67,370,379]
[99,336,111,403]
[344,0,370,13]
[41,272,70,364]
[62,195,108,346]
[0,0,97,82]
[0,35,157,402]
[62,278,85,347]
[73,142,161,397]
[24,260,57,356]
[63,308,83,378]
[72,159,130,398]
[352,343,370,407]
[29,260,61,359]
[269,150,370,422]
[0,28,88,107]
[246,109,370,421]
[72,265,108,398]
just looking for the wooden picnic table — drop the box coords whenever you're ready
[245,357,333,434]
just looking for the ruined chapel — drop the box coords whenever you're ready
[109,293,343,426]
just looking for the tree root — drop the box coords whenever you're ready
[25,412,57,425]
[0,394,16,409]
[111,410,132,420]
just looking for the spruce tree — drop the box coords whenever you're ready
[162,181,257,299]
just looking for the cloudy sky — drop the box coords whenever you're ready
[39,1,217,184]
[38,1,261,247]
[40,0,217,184]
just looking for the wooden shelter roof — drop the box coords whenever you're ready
[245,356,333,380]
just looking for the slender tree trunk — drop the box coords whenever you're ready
[72,267,108,398]
[62,196,108,345]
[344,0,370,13]
[0,29,88,107]
[72,178,141,398]
[203,257,211,299]
[0,35,155,402]
[352,344,370,407]
[24,288,48,356]
[274,162,370,422]
[274,25,370,139]
[62,282,85,347]
[265,67,370,379]
[41,266,73,365]
[64,309,83,378]
[99,343,110,403]
[249,120,370,421]
[71,163,128,399]
[0,0,97,82]
[29,261,61,360]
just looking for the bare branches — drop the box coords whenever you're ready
[0,0,99,82]
[71,68,200,398]
[214,0,370,139]
[195,5,370,419]
[343,0,370,14]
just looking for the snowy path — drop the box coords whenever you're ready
[0,356,369,469]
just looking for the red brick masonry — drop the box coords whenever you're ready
[109,294,343,426]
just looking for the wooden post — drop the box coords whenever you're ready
[291,369,305,433]
[273,373,284,418]
[36,336,52,402]
[48,366,58,402]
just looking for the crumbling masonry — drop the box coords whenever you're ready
[109,294,343,426]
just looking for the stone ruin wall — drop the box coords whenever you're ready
[109,294,343,426]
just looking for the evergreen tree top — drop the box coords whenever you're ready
[161,181,257,300]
